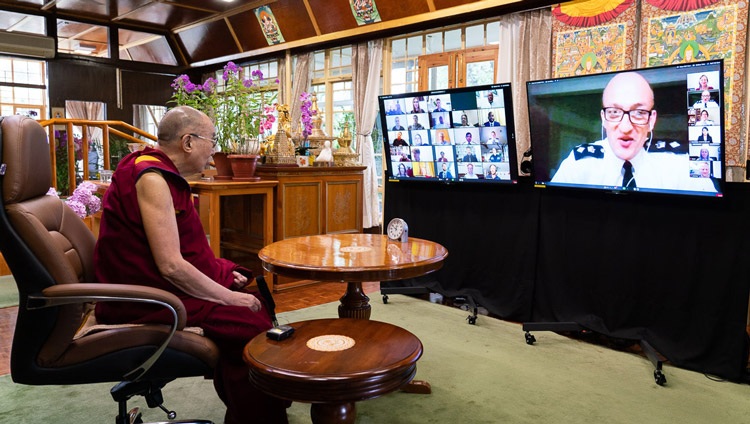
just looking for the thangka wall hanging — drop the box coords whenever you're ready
[350,0,381,25]
[640,0,748,166]
[552,0,638,77]
[255,5,285,45]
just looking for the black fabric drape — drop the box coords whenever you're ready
[383,179,750,382]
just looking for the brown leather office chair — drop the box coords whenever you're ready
[0,115,219,423]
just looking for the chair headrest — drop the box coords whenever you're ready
[1,115,51,205]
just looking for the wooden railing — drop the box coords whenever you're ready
[38,118,157,193]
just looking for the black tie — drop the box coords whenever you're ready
[622,161,636,188]
[704,102,707,108]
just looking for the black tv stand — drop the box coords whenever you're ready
[381,286,479,325]
[522,322,667,386]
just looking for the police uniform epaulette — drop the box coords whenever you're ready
[573,143,604,160]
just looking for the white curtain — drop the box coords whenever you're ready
[289,52,313,137]
[352,39,384,229]
[65,100,105,174]
[497,9,553,168]
[65,100,105,139]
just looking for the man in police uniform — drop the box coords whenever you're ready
[551,72,716,193]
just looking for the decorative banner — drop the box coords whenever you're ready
[255,6,285,45]
[349,0,382,25]
[641,0,748,166]
[553,0,635,27]
[552,1,638,77]
[644,0,720,10]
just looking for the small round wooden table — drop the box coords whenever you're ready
[244,318,423,424]
[258,233,448,319]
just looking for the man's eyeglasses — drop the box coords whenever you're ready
[602,107,653,125]
[187,133,218,149]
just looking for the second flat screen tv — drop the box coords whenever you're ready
[527,60,725,198]
[379,83,519,184]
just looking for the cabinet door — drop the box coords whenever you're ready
[325,179,362,234]
[280,181,322,239]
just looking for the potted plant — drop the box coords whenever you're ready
[169,62,277,179]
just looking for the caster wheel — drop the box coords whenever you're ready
[467,315,477,325]
[382,294,389,304]
[654,370,666,386]
[128,407,143,424]
[525,332,536,345]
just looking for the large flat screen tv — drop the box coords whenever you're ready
[527,60,724,197]
[379,83,519,185]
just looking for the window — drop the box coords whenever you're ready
[387,19,501,94]
[119,29,177,66]
[311,47,353,140]
[57,19,109,58]
[133,105,166,139]
[0,56,47,119]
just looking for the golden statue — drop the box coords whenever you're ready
[264,103,297,165]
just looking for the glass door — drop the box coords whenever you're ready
[417,46,498,90]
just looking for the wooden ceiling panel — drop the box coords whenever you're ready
[177,19,240,64]
[117,1,213,29]
[227,12,274,54]
[373,0,431,21]
[55,0,113,19]
[169,0,241,14]
[305,0,358,34]
[433,0,482,9]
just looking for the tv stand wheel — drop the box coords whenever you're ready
[467,315,477,325]
[382,294,389,304]
[654,369,667,386]
[524,331,536,345]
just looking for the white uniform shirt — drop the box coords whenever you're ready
[551,139,716,193]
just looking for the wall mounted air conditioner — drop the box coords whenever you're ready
[0,32,55,59]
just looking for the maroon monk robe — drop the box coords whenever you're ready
[94,147,288,424]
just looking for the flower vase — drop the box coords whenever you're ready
[228,154,261,181]
[213,152,234,180]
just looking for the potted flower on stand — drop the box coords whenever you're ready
[169,61,277,180]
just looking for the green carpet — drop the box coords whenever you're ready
[1,294,750,423]
[0,275,17,308]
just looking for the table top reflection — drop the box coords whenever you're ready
[258,233,448,283]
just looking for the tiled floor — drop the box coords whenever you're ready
[0,281,381,376]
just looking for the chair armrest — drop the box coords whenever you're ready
[37,283,187,329]
[29,283,189,381]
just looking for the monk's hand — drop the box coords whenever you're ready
[229,291,262,312]
[230,270,249,290]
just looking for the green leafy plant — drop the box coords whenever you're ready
[169,62,277,153]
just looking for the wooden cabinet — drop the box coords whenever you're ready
[191,180,277,290]
[254,164,366,290]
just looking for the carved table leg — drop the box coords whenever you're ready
[310,402,356,424]
[338,282,371,319]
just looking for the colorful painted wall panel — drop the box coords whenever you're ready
[640,0,747,165]
[552,0,638,77]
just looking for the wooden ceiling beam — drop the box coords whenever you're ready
[302,0,322,36]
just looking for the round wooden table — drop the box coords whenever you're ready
[244,318,423,424]
[258,233,448,319]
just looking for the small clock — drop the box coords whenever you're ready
[386,218,409,242]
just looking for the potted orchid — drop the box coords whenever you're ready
[169,61,277,154]
[294,91,316,157]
